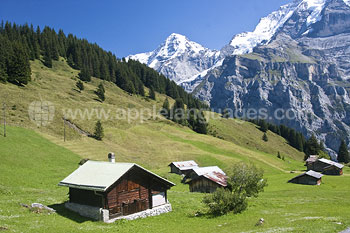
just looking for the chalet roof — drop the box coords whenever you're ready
[191,166,226,176]
[187,167,227,187]
[59,161,175,192]
[306,155,318,163]
[169,160,199,171]
[288,170,323,182]
[202,172,228,187]
[318,158,344,169]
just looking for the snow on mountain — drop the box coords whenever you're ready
[127,0,350,92]
[225,0,349,55]
[127,33,221,84]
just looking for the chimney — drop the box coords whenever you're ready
[108,152,115,163]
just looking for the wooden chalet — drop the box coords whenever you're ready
[186,167,227,193]
[307,158,344,175]
[168,160,199,175]
[288,170,323,185]
[59,155,175,221]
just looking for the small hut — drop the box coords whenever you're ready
[168,160,198,175]
[182,166,225,183]
[307,158,344,175]
[186,167,227,193]
[59,153,175,222]
[305,155,318,170]
[288,170,323,185]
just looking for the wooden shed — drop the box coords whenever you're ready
[186,169,227,193]
[59,159,175,221]
[307,158,344,175]
[305,155,318,170]
[168,160,198,175]
[288,170,323,185]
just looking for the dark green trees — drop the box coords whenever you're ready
[262,133,268,142]
[96,83,105,102]
[222,108,230,119]
[149,86,156,100]
[258,119,268,133]
[78,68,91,82]
[94,120,104,140]
[6,42,31,85]
[160,98,170,118]
[304,134,321,157]
[338,140,349,163]
[194,111,208,135]
[76,80,84,92]
[0,21,208,118]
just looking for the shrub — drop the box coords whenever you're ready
[203,188,247,216]
[203,163,267,216]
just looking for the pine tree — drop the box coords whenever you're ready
[259,119,268,133]
[94,120,104,140]
[304,134,320,158]
[78,67,91,82]
[7,41,31,85]
[194,111,208,135]
[338,139,349,163]
[222,108,230,118]
[277,151,281,159]
[296,133,304,152]
[172,99,186,125]
[160,98,170,118]
[149,86,156,100]
[43,51,52,68]
[76,80,84,92]
[96,83,105,102]
[262,133,268,142]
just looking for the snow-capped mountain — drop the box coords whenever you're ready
[193,0,350,154]
[129,0,350,92]
[127,33,221,84]
[223,0,350,55]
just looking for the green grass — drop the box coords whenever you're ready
[1,59,350,232]
[1,127,350,232]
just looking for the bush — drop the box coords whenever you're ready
[203,188,247,216]
[203,163,267,216]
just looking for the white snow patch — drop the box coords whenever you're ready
[344,0,350,6]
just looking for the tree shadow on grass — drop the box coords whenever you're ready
[49,203,97,223]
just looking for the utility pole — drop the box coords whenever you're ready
[3,103,6,137]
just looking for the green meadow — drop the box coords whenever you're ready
[0,60,349,232]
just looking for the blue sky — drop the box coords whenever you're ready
[0,0,291,57]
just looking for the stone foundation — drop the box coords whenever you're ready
[65,202,172,223]
[64,202,109,221]
[107,203,172,223]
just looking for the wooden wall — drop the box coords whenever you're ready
[105,166,168,217]
[189,177,221,193]
[69,188,103,207]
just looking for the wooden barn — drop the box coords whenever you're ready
[307,158,344,175]
[59,154,175,222]
[288,170,323,185]
[186,167,227,193]
[168,160,198,175]
[305,155,318,170]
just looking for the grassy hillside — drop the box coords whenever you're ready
[1,127,350,233]
[0,58,304,171]
[1,59,350,232]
